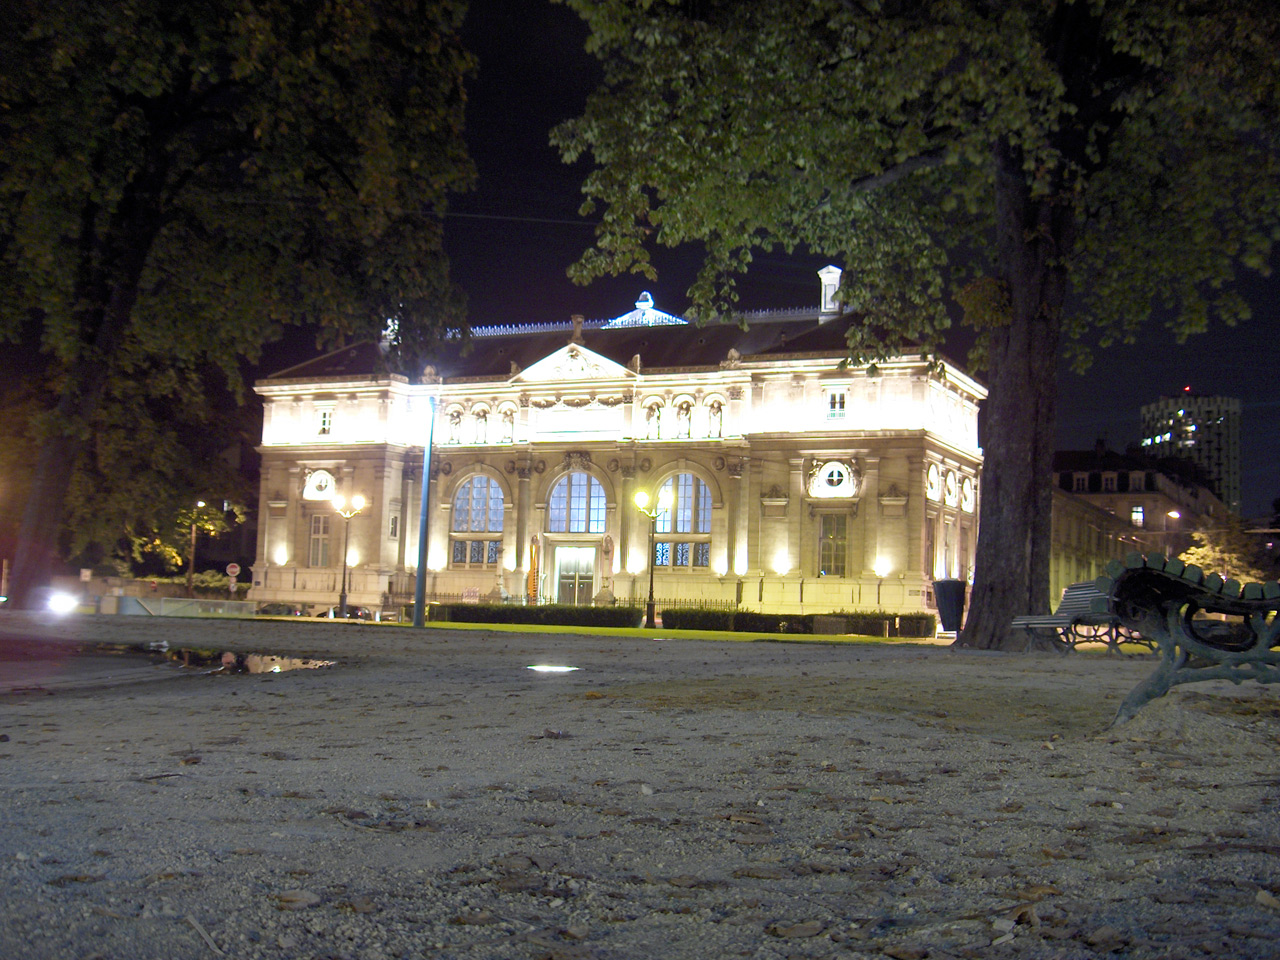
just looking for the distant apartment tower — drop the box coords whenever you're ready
[1140,393,1241,513]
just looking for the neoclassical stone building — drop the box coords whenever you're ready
[250,270,985,617]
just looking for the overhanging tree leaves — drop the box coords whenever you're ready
[60,355,255,573]
[1,0,475,607]
[553,0,1280,648]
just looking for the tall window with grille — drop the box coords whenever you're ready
[547,472,607,533]
[451,476,504,568]
[818,514,848,576]
[308,514,330,567]
[653,473,712,570]
[826,389,847,420]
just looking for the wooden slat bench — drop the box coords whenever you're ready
[1010,580,1151,653]
[1098,552,1280,724]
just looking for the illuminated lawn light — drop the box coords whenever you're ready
[526,664,580,673]
[47,592,78,615]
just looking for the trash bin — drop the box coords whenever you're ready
[934,578,967,631]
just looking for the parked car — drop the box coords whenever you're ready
[315,605,374,620]
[257,602,305,616]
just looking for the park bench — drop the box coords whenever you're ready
[1010,580,1150,653]
[1097,552,1280,724]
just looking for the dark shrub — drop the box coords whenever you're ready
[429,603,642,628]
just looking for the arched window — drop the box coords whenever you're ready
[547,473,606,533]
[653,473,712,569]
[451,475,504,568]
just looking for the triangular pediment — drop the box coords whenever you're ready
[512,343,635,384]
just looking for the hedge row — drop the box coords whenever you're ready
[429,603,643,628]
[659,608,936,637]
[425,603,935,637]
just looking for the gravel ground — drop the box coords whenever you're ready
[1,613,1278,960]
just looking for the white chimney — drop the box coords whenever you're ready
[818,265,843,321]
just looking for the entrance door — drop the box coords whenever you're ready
[556,546,596,605]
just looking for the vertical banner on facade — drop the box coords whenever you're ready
[527,536,539,604]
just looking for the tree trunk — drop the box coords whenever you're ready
[6,197,161,609]
[958,141,1075,650]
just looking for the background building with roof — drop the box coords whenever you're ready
[1139,393,1241,513]
[1049,445,1229,603]
[249,269,986,619]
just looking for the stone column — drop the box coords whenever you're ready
[397,459,413,572]
[515,461,533,599]
[619,463,636,570]
[747,457,764,576]
[788,458,806,577]
[286,466,302,569]
[862,457,881,573]
[905,455,924,576]
[724,459,741,576]
[427,467,445,576]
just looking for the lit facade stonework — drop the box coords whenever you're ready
[250,273,986,617]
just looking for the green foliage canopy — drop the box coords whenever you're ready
[0,0,476,604]
[554,0,1277,364]
[1179,515,1273,584]
[554,0,1279,647]
[1,0,475,373]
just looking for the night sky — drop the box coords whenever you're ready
[442,0,1279,517]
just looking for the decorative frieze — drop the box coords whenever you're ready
[563,451,593,472]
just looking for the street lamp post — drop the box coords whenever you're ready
[332,493,366,617]
[187,500,206,598]
[634,487,673,629]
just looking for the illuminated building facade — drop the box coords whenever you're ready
[1140,394,1241,513]
[249,269,985,617]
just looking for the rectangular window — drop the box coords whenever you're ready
[1073,475,1086,492]
[676,474,693,533]
[818,514,848,577]
[318,409,333,436]
[309,515,330,567]
[1103,475,1116,492]
[827,390,847,419]
[693,543,711,568]
[389,515,399,540]
[489,485,504,530]
[1130,506,1144,528]
[589,487,605,533]
[674,542,691,567]
[569,475,587,531]
[654,542,671,567]
[451,538,501,568]
[548,491,566,532]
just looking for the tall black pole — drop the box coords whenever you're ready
[644,516,657,629]
[339,515,352,617]
[413,396,436,628]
